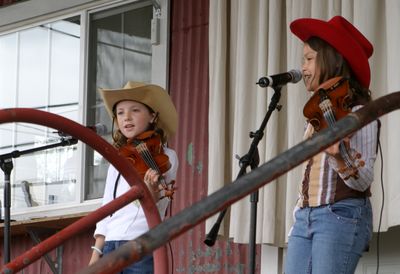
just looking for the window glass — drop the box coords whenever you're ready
[85,4,153,200]
[0,34,17,108]
[0,17,80,210]
[49,20,80,105]
[18,27,49,107]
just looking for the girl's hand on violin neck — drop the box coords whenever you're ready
[324,137,350,157]
[144,168,160,185]
[144,168,161,201]
[325,141,341,158]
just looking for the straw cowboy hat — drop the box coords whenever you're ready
[290,15,373,88]
[99,81,178,139]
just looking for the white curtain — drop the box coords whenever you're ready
[208,0,400,246]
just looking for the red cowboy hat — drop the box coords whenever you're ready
[290,16,373,88]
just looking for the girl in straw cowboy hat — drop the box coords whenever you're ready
[285,16,379,274]
[88,81,178,273]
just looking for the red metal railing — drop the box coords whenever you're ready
[1,91,400,273]
[0,108,168,274]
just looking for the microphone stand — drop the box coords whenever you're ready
[0,136,78,264]
[204,85,283,274]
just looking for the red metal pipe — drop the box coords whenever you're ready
[0,108,168,274]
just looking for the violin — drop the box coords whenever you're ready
[303,77,352,131]
[119,130,176,199]
[303,76,364,179]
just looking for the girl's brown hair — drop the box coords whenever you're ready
[307,36,372,105]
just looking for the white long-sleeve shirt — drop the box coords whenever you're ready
[94,147,178,241]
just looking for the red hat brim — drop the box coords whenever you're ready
[290,16,373,88]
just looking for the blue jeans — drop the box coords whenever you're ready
[285,198,372,274]
[103,241,154,274]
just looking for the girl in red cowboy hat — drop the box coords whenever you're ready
[285,16,379,274]
[88,81,179,273]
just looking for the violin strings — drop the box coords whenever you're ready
[137,143,160,172]
[322,101,354,168]
[136,142,168,187]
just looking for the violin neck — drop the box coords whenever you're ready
[319,97,359,175]
[133,140,170,186]
[132,140,161,172]
[338,141,355,168]
[131,138,175,200]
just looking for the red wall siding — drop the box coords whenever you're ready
[0,231,93,273]
[0,0,19,6]
[168,0,259,273]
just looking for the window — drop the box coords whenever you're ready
[0,0,169,218]
[0,17,81,211]
[85,1,157,200]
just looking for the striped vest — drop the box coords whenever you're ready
[298,124,370,208]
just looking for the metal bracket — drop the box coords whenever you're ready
[27,227,63,274]
[151,0,162,45]
[151,17,160,45]
[151,0,161,11]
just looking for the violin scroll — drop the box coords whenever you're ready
[337,152,365,180]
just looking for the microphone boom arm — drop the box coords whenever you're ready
[0,137,78,161]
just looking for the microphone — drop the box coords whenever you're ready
[55,123,108,137]
[256,69,302,87]
[87,123,108,136]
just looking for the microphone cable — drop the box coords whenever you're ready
[376,136,384,274]
[166,198,175,274]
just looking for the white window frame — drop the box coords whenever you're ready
[0,0,170,220]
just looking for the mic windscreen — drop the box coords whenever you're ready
[92,123,108,135]
[290,69,303,83]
